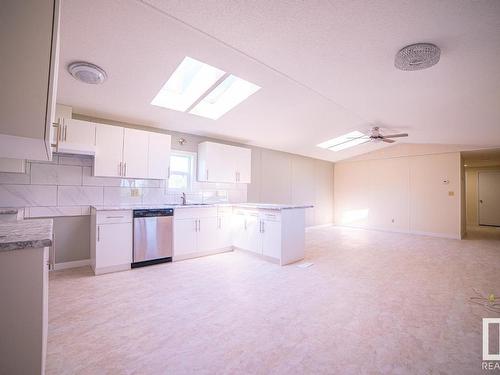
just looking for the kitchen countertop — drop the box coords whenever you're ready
[0,218,53,252]
[91,203,313,211]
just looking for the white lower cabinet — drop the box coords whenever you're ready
[173,207,232,261]
[216,214,233,249]
[232,210,283,262]
[91,209,133,275]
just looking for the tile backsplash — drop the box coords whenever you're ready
[0,154,247,218]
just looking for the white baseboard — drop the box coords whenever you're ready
[53,259,90,271]
[334,224,461,240]
[306,223,334,231]
[173,247,233,262]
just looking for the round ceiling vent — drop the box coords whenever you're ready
[68,61,107,84]
[395,43,441,71]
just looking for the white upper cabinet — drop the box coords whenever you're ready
[197,141,251,183]
[0,0,60,161]
[123,128,149,179]
[94,123,171,179]
[148,133,171,180]
[94,124,124,178]
[57,119,96,155]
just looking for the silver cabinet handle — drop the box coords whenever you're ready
[118,162,122,176]
[64,124,68,141]
[198,219,201,232]
[262,221,265,233]
[206,169,209,181]
[124,162,127,177]
[167,166,170,179]
[97,225,100,242]
[194,219,197,232]
[259,220,262,233]
[106,216,124,219]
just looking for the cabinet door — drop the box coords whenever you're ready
[123,128,149,179]
[234,147,252,183]
[148,132,171,179]
[96,223,132,268]
[232,214,247,250]
[197,216,220,252]
[58,119,96,155]
[198,142,234,183]
[262,220,281,259]
[173,219,198,257]
[234,214,261,254]
[217,215,233,249]
[94,124,124,177]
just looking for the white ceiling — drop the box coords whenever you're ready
[57,0,500,162]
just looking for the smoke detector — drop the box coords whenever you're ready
[68,62,107,84]
[395,43,440,71]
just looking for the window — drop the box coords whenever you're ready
[168,151,196,191]
[316,131,369,152]
[151,56,260,119]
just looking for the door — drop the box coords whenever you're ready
[148,132,171,179]
[123,128,149,178]
[234,147,251,183]
[96,223,133,268]
[262,220,281,259]
[197,216,220,252]
[94,124,124,177]
[58,119,96,155]
[173,219,198,257]
[478,172,500,226]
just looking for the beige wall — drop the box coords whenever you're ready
[465,166,500,226]
[247,148,333,227]
[334,149,462,239]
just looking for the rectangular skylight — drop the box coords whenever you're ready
[151,57,225,112]
[189,74,261,120]
[317,131,369,151]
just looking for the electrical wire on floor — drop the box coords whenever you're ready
[469,288,500,314]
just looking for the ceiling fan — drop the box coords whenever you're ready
[366,126,408,144]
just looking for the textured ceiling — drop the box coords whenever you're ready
[57,0,500,161]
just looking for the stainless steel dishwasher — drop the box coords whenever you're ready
[132,208,173,268]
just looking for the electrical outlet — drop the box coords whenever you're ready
[391,218,395,223]
[131,188,141,197]
[448,191,454,196]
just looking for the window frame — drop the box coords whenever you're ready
[168,150,197,192]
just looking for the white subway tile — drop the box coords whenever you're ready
[0,185,57,207]
[228,190,247,203]
[58,186,103,206]
[103,187,142,205]
[31,164,82,185]
[82,167,122,186]
[0,171,31,184]
[142,188,165,204]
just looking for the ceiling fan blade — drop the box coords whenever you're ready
[382,138,396,143]
[383,133,408,138]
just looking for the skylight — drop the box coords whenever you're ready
[317,131,369,151]
[189,75,261,120]
[151,57,225,112]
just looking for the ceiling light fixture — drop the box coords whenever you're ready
[68,61,107,84]
[151,57,225,112]
[395,43,441,71]
[317,131,369,152]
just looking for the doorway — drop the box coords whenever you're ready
[478,172,500,227]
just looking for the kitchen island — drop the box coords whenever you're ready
[0,218,53,375]
[90,203,312,274]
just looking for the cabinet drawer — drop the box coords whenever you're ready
[174,207,217,220]
[96,210,132,224]
[260,210,281,222]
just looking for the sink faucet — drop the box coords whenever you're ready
[181,192,187,206]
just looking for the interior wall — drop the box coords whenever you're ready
[465,166,500,226]
[247,148,333,227]
[334,150,461,239]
